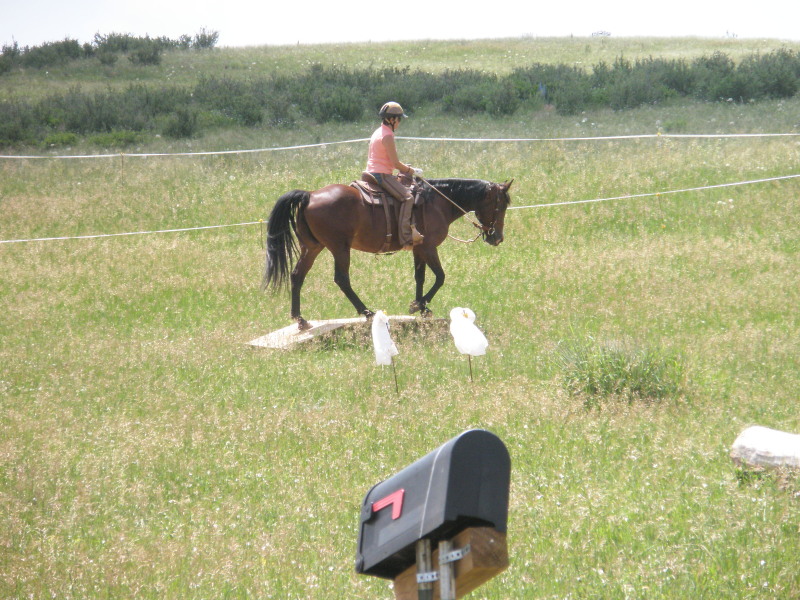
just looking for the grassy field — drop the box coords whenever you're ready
[2,37,800,599]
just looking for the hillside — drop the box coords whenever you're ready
[2,35,800,151]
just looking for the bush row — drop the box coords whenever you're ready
[531,50,800,113]
[0,30,219,72]
[1,49,799,147]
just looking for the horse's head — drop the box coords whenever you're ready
[477,180,513,246]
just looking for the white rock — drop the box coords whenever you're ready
[730,425,800,469]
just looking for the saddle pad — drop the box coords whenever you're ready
[350,180,386,206]
[350,180,425,206]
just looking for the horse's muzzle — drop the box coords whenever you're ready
[485,232,504,246]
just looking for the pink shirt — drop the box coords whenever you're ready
[366,124,395,174]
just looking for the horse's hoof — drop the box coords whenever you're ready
[420,307,433,318]
[409,301,423,314]
[362,309,375,321]
[296,317,312,331]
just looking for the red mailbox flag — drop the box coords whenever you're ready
[372,489,405,520]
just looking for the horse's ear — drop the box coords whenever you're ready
[502,179,514,191]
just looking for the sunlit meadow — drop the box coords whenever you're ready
[2,38,800,599]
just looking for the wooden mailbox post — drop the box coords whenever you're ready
[356,429,511,599]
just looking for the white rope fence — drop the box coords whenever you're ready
[1,133,798,244]
[0,221,263,245]
[0,138,370,160]
[1,132,799,160]
[3,173,798,245]
[510,174,800,211]
[403,133,800,143]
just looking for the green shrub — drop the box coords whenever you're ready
[0,54,12,75]
[486,80,521,115]
[193,28,219,50]
[509,64,551,101]
[442,83,490,113]
[310,87,363,122]
[368,68,435,115]
[94,33,138,54]
[555,337,686,406]
[738,49,800,99]
[128,42,162,66]
[548,65,595,115]
[232,96,263,126]
[0,100,38,144]
[193,76,264,125]
[2,47,799,147]
[0,31,217,73]
[19,39,83,68]
[655,58,696,96]
[163,107,198,138]
[264,92,298,127]
[32,84,183,137]
[94,33,178,56]
[0,42,20,74]
[97,49,118,67]
[43,132,79,147]
[88,130,141,147]
[691,52,737,99]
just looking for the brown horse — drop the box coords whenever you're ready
[262,177,513,330]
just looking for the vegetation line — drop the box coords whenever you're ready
[3,46,800,147]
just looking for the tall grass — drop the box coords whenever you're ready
[555,336,687,405]
[2,43,800,599]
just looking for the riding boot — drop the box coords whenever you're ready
[398,198,423,249]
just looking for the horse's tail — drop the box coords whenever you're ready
[262,189,309,291]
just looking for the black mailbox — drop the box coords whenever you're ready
[355,429,510,580]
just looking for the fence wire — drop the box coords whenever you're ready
[2,134,798,244]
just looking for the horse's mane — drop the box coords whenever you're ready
[422,178,491,210]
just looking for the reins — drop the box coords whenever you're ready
[415,176,494,243]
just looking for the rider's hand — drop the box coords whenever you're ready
[411,167,423,177]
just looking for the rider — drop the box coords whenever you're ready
[366,101,423,249]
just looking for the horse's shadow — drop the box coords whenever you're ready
[307,318,450,353]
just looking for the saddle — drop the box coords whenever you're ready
[351,172,387,205]
[350,172,423,253]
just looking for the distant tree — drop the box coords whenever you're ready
[128,41,162,66]
[193,28,219,50]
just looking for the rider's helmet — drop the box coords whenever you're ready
[379,101,407,120]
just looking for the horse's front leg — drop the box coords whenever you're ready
[331,247,373,319]
[409,254,429,315]
[409,249,443,316]
[422,260,445,309]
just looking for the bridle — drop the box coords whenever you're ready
[416,177,507,243]
[477,184,507,241]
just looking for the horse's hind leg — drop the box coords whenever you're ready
[331,246,373,318]
[291,244,322,330]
